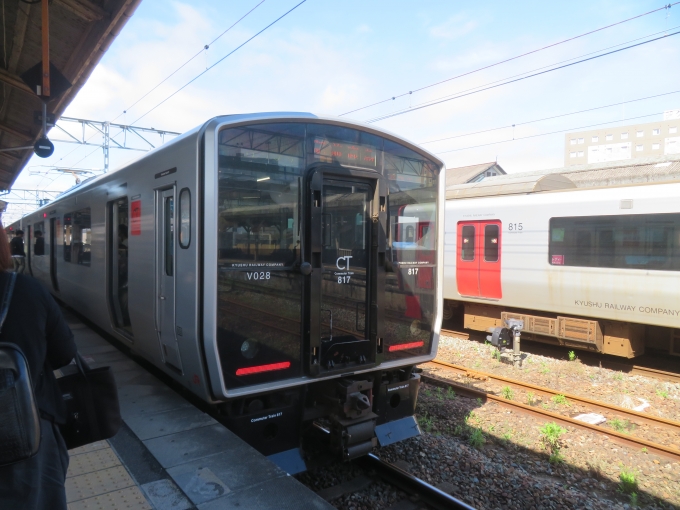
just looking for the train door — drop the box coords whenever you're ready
[108,197,133,338]
[307,169,386,373]
[49,217,59,291]
[155,187,182,370]
[456,220,502,299]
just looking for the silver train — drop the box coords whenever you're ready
[8,113,444,468]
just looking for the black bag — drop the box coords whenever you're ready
[58,353,122,450]
[0,272,42,466]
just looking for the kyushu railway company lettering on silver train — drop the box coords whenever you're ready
[7,112,445,469]
[574,300,680,316]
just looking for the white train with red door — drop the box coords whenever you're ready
[442,174,680,359]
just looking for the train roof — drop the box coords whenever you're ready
[44,112,444,205]
[446,154,680,200]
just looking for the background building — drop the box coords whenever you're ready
[564,109,680,166]
[446,161,506,188]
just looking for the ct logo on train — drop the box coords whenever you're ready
[336,255,352,270]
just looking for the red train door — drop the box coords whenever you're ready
[456,220,502,299]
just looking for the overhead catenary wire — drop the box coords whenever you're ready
[120,0,267,118]
[127,0,307,126]
[382,24,680,129]
[54,1,267,170]
[340,2,678,117]
[434,112,663,154]
[64,0,307,172]
[365,30,680,124]
[420,89,680,145]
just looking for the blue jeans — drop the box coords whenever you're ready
[0,418,69,510]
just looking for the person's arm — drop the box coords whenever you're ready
[43,287,77,369]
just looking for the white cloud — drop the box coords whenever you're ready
[430,15,478,40]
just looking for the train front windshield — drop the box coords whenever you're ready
[214,122,440,388]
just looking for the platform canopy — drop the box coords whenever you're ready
[0,0,142,189]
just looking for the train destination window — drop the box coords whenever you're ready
[63,208,91,266]
[461,226,475,261]
[549,213,680,271]
[179,188,190,248]
[484,225,499,262]
[33,221,45,256]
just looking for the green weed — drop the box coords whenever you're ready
[501,386,514,400]
[502,431,513,443]
[641,447,648,454]
[476,397,483,406]
[468,428,485,448]
[473,361,482,369]
[610,418,635,434]
[492,348,501,361]
[613,372,624,382]
[619,466,638,494]
[568,351,576,361]
[445,387,456,400]
[551,394,570,406]
[656,389,669,399]
[418,413,434,433]
[540,363,551,375]
[465,411,477,425]
[549,452,564,464]
[526,392,535,405]
[629,492,638,507]
[540,422,567,461]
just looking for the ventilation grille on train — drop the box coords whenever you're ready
[501,312,556,336]
[558,317,598,345]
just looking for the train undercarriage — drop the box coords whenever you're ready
[215,367,421,469]
[444,300,680,359]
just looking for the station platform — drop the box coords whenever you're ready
[61,309,334,510]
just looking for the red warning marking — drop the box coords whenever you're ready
[131,200,141,236]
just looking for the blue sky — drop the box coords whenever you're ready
[7,0,679,221]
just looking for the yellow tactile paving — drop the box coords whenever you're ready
[67,447,122,478]
[67,486,152,510]
[69,441,110,456]
[66,465,136,503]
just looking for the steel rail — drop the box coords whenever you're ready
[360,453,477,510]
[427,360,680,433]
[601,362,680,385]
[440,329,680,384]
[419,372,680,462]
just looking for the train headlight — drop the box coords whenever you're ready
[240,339,260,359]
[410,320,422,337]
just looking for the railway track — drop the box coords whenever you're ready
[420,359,680,462]
[440,328,680,384]
[359,454,476,510]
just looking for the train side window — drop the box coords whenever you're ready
[63,208,92,266]
[33,221,45,256]
[179,188,191,249]
[549,213,680,271]
[461,225,475,261]
[484,225,499,262]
